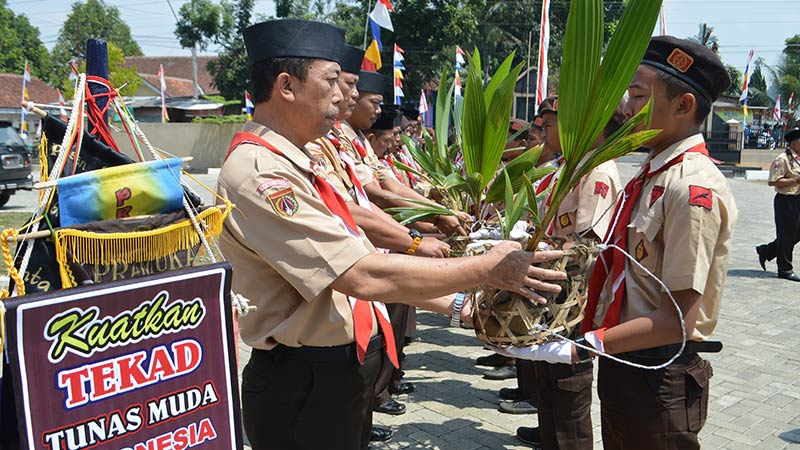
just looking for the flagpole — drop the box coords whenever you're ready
[363,0,373,49]
[525,29,532,121]
[20,59,28,138]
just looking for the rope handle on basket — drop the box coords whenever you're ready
[1,228,26,299]
[542,242,686,371]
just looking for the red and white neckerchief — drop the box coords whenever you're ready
[580,143,709,335]
[226,131,399,368]
[328,129,371,209]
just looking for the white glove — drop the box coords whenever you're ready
[469,227,502,240]
[489,340,573,364]
[509,220,531,241]
[465,239,502,252]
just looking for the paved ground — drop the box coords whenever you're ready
[6,158,799,449]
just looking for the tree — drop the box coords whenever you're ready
[207,0,255,100]
[774,34,800,109]
[175,0,223,51]
[725,65,742,98]
[0,5,53,82]
[688,22,719,54]
[52,0,142,69]
[749,63,771,107]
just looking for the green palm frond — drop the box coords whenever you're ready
[526,0,663,251]
[386,199,454,225]
[485,146,556,203]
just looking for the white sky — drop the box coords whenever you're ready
[6,0,800,85]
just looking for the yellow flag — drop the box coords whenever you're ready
[365,40,382,71]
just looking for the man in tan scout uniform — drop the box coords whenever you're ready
[216,19,567,450]
[498,36,738,450]
[346,71,468,236]
[756,127,800,281]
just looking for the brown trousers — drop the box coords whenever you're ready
[598,354,712,450]
[532,360,594,450]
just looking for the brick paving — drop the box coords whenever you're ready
[235,157,800,449]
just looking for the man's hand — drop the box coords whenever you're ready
[489,341,573,364]
[483,241,566,304]
[435,214,467,236]
[415,237,451,258]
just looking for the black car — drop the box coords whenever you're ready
[0,121,33,207]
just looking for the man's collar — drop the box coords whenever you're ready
[648,133,705,172]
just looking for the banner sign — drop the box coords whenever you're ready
[4,263,242,450]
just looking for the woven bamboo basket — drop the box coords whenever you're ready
[472,235,600,347]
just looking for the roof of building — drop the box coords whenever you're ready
[123,56,218,95]
[0,73,59,108]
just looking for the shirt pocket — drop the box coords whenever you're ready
[629,209,663,275]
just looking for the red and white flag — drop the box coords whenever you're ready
[418,90,429,115]
[158,64,169,123]
[369,0,394,32]
[659,5,667,36]
[535,0,551,110]
[56,88,68,121]
[773,95,781,122]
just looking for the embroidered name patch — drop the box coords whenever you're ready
[257,178,290,194]
[269,187,299,217]
[559,213,572,228]
[667,48,694,73]
[635,240,648,261]
[689,185,713,210]
[594,181,609,199]
[649,185,665,208]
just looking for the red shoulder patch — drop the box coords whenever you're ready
[649,185,665,208]
[594,181,609,199]
[689,185,713,210]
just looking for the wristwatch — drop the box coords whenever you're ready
[404,229,423,255]
[450,292,467,327]
[574,336,594,363]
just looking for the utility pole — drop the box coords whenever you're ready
[191,0,199,100]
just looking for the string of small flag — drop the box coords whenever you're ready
[393,44,405,105]
[21,60,31,136]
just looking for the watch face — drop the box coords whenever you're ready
[409,229,423,239]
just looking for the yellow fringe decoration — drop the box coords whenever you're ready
[53,205,228,288]
[1,228,26,298]
[38,133,50,204]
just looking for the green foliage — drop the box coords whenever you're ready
[725,65,742,98]
[774,35,800,110]
[53,0,142,64]
[0,6,53,83]
[175,0,223,51]
[191,114,248,124]
[207,0,254,100]
[749,64,772,107]
[527,0,662,250]
[65,42,141,97]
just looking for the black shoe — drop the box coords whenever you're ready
[404,336,421,345]
[483,366,517,380]
[756,246,768,271]
[373,398,406,415]
[370,426,393,442]
[778,271,800,282]
[388,382,415,395]
[498,399,538,414]
[516,426,541,447]
[476,353,515,367]
[499,387,521,400]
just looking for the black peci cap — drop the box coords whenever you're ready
[641,36,730,103]
[786,128,800,143]
[371,105,402,130]
[243,19,345,66]
[339,45,365,75]
[357,71,388,95]
[401,107,420,121]
[537,96,558,117]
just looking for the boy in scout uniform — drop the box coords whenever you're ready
[496,36,738,450]
[513,98,624,449]
[756,127,800,281]
[217,19,567,450]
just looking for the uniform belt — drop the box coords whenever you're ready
[255,334,385,363]
[620,341,722,362]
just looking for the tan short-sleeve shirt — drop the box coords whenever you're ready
[768,151,800,195]
[551,160,621,238]
[593,134,738,341]
[340,121,396,185]
[217,121,376,350]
